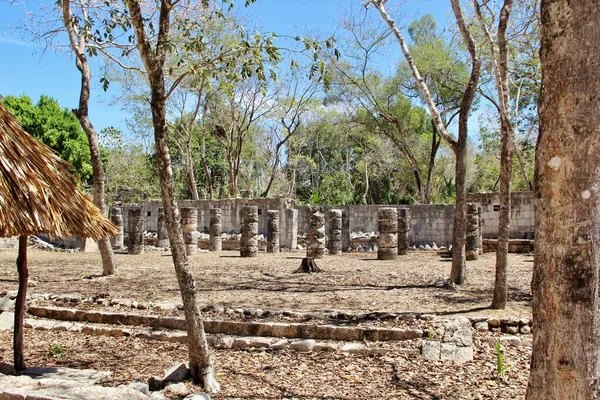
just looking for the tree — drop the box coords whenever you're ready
[329,13,463,205]
[365,0,481,284]
[100,127,161,202]
[123,0,221,390]
[206,78,278,198]
[1,95,93,184]
[261,75,318,198]
[525,0,600,398]
[61,0,117,276]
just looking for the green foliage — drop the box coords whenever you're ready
[309,172,354,206]
[100,127,161,202]
[495,342,510,381]
[2,95,93,184]
[48,343,65,359]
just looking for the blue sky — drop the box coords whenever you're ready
[0,0,453,136]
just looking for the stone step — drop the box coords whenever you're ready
[23,318,419,357]
[28,306,425,342]
[0,373,147,400]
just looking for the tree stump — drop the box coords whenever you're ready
[294,257,322,273]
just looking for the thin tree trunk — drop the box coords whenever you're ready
[199,131,214,199]
[474,0,515,309]
[262,148,280,198]
[526,0,600,398]
[13,235,28,371]
[62,0,116,276]
[424,122,441,204]
[450,141,467,284]
[492,121,514,308]
[514,143,533,191]
[185,147,199,201]
[126,0,218,392]
[362,159,369,205]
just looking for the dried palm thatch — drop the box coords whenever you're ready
[0,102,118,239]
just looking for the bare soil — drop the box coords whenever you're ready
[0,248,534,399]
[0,249,533,317]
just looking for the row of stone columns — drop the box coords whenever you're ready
[109,203,481,259]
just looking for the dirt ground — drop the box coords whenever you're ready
[0,249,533,318]
[0,248,534,399]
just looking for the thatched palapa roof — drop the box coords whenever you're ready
[0,102,118,239]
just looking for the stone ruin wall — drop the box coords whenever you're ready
[296,191,534,246]
[121,197,298,249]
[112,191,533,249]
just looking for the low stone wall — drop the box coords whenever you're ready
[482,239,534,254]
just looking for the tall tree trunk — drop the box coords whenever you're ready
[491,121,514,308]
[13,235,28,371]
[474,0,516,309]
[62,0,116,276]
[185,148,199,201]
[362,159,369,205]
[371,0,480,283]
[450,140,467,284]
[199,131,214,199]
[526,0,600,398]
[424,123,441,205]
[126,0,218,392]
[262,148,280,198]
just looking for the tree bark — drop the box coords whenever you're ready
[474,0,515,309]
[526,0,600,398]
[126,0,218,392]
[450,140,467,283]
[62,0,116,276]
[13,235,28,371]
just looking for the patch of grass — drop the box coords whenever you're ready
[48,343,65,359]
[495,342,510,381]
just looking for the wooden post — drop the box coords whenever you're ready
[14,235,28,371]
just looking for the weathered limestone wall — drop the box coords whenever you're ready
[297,192,534,245]
[113,192,534,251]
[468,191,534,239]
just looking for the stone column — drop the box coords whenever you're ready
[306,206,325,259]
[398,208,411,255]
[240,206,259,257]
[209,208,222,252]
[110,206,124,249]
[466,203,480,260]
[328,209,343,255]
[342,208,350,252]
[267,210,280,253]
[127,207,144,255]
[378,207,398,260]
[157,208,169,248]
[181,207,199,256]
[283,208,298,250]
[478,206,484,255]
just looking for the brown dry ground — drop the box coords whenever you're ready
[0,249,534,399]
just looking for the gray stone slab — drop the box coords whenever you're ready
[455,346,474,363]
[290,339,316,352]
[163,363,189,382]
[0,312,14,331]
[421,340,441,360]
[0,374,145,400]
[0,297,15,312]
[440,343,457,361]
[22,367,112,384]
